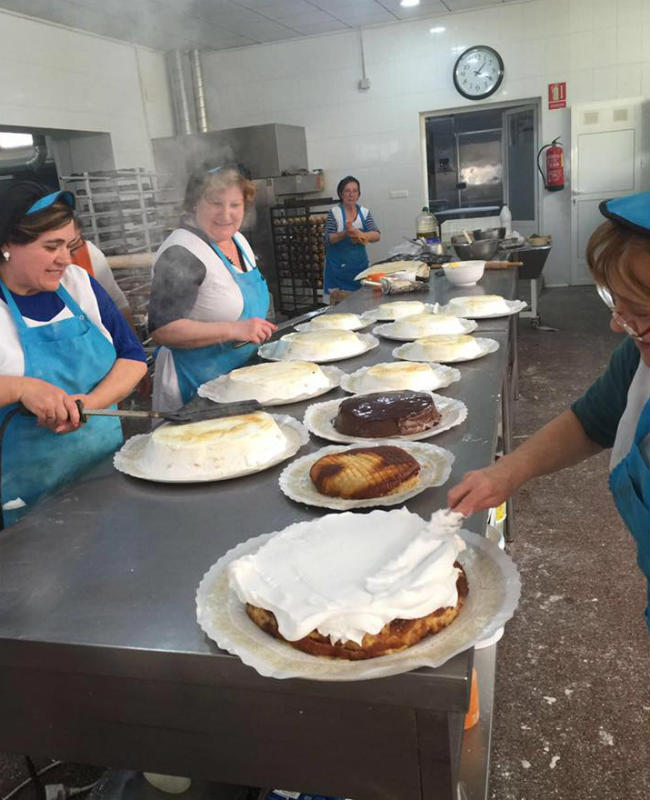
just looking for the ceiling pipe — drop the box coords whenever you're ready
[0,135,47,174]
[165,50,196,136]
[190,49,209,134]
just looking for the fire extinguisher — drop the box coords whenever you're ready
[537,137,564,191]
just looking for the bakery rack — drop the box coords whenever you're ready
[271,197,336,315]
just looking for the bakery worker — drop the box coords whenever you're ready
[148,166,276,411]
[323,176,381,297]
[68,217,137,330]
[0,182,147,527]
[449,191,650,626]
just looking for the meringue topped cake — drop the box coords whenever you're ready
[392,312,470,338]
[281,329,365,361]
[375,300,426,320]
[142,412,288,478]
[357,361,441,392]
[414,334,484,362]
[223,361,331,402]
[447,294,511,316]
[229,508,468,659]
[334,390,441,437]
[309,312,364,330]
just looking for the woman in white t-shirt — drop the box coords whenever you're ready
[148,167,276,411]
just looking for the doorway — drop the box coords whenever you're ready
[424,102,540,238]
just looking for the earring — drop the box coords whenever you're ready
[1,251,9,261]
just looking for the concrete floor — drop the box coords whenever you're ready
[0,287,648,800]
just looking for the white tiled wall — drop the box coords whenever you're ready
[0,10,173,171]
[201,0,650,285]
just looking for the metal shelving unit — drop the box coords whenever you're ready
[270,197,336,315]
[61,168,181,256]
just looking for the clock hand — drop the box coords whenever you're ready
[474,60,486,75]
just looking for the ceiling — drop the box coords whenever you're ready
[0,0,523,52]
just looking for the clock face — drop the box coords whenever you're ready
[453,46,504,100]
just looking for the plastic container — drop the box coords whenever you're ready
[416,207,437,239]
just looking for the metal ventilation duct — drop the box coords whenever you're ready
[0,135,47,174]
[165,50,197,136]
[190,50,209,134]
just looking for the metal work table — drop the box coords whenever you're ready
[0,273,516,800]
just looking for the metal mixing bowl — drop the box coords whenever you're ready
[452,239,499,260]
[472,227,506,240]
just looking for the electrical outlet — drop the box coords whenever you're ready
[358,77,371,90]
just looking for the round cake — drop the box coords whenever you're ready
[334,390,441,437]
[309,444,421,499]
[309,313,364,331]
[141,411,288,479]
[375,300,426,320]
[282,329,365,361]
[413,334,484,362]
[392,312,470,338]
[447,294,511,316]
[221,361,331,402]
[356,361,441,392]
[228,508,469,660]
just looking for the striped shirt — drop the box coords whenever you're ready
[324,205,380,246]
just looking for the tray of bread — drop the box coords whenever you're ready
[279,440,454,510]
[196,508,521,680]
[113,412,308,483]
[197,362,343,406]
[340,361,461,394]
[393,335,499,364]
[293,312,370,332]
[439,295,527,319]
[259,330,379,363]
[373,312,478,341]
[304,390,467,444]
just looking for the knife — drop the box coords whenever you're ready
[232,306,329,348]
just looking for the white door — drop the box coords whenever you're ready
[502,105,539,239]
[570,98,650,284]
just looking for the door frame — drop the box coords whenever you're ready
[419,97,543,234]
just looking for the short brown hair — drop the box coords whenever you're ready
[6,202,74,246]
[182,168,256,218]
[586,220,650,298]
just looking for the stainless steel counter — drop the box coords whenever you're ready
[0,271,517,800]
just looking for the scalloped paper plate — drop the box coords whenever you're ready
[393,337,499,364]
[303,392,467,444]
[372,316,478,341]
[279,439,454,510]
[197,365,344,406]
[113,415,309,483]
[439,298,527,319]
[258,333,379,364]
[340,362,461,394]
[195,528,521,681]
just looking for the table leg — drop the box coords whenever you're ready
[502,374,515,543]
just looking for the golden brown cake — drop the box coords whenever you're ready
[309,445,421,499]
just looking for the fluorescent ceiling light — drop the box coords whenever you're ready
[400,0,420,7]
[430,26,446,33]
[0,132,33,149]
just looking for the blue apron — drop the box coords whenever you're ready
[609,400,650,627]
[169,240,270,405]
[0,280,123,528]
[323,204,369,293]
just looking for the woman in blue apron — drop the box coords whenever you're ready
[148,167,276,411]
[0,182,147,527]
[447,191,650,627]
[323,176,381,298]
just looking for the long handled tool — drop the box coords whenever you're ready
[232,306,329,348]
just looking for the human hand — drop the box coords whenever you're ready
[446,462,516,517]
[232,317,277,344]
[18,377,82,433]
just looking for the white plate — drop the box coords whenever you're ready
[361,302,439,323]
[304,393,467,444]
[340,363,461,394]
[258,333,379,364]
[197,365,344,406]
[113,415,309,483]
[440,298,527,319]
[278,439,454,510]
[372,317,478,341]
[393,337,499,364]
[195,528,521,681]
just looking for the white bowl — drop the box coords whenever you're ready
[442,260,485,286]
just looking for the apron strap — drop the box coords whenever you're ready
[0,279,29,332]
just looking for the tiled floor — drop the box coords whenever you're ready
[0,287,648,800]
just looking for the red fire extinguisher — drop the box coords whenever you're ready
[537,137,564,191]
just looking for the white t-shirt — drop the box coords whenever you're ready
[84,241,129,311]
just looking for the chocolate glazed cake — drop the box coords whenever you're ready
[334,390,441,438]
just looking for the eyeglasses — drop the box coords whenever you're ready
[597,285,650,343]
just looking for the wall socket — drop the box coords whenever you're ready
[358,77,371,90]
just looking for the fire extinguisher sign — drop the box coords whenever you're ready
[548,82,567,109]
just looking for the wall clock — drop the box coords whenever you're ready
[453,45,504,100]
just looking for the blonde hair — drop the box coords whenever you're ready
[586,220,649,298]
[182,168,256,219]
